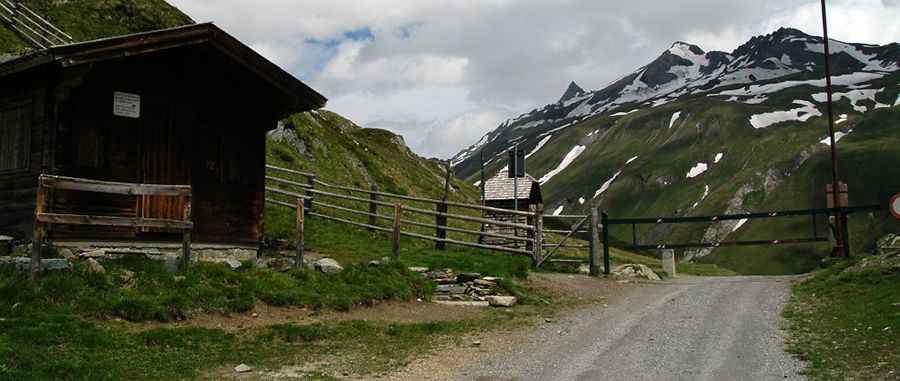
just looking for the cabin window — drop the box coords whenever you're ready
[0,104,30,172]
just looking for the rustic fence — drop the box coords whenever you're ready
[265,164,552,267]
[31,174,193,281]
[0,0,74,49]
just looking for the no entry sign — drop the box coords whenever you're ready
[891,193,900,219]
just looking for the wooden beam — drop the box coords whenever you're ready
[36,213,193,230]
[40,175,191,196]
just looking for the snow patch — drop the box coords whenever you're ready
[732,218,749,232]
[668,111,682,129]
[611,109,640,117]
[552,205,565,216]
[691,185,710,209]
[711,72,884,98]
[835,114,848,125]
[749,100,821,129]
[525,135,553,159]
[686,162,708,178]
[625,155,639,165]
[812,88,884,113]
[714,153,724,163]
[895,93,900,107]
[539,145,586,184]
[578,197,585,205]
[593,171,623,198]
[819,130,853,146]
[473,180,481,187]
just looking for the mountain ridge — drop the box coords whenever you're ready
[451,27,900,274]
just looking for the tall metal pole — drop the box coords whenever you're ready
[820,0,845,257]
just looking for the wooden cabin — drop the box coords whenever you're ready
[0,23,326,253]
[481,170,542,246]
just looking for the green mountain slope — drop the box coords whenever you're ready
[0,0,193,55]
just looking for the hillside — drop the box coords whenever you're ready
[452,28,900,274]
[0,0,193,55]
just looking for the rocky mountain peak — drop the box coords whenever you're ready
[558,81,587,103]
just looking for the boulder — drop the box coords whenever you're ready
[486,296,518,307]
[408,266,429,273]
[474,279,497,287]
[612,264,661,281]
[577,264,591,275]
[314,258,343,274]
[234,364,253,373]
[84,258,106,274]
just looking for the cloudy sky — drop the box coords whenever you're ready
[170,0,900,158]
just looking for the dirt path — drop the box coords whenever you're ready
[439,276,807,381]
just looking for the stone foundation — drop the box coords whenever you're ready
[50,240,258,263]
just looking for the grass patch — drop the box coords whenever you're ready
[0,257,432,322]
[784,257,900,380]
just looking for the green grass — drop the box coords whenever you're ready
[784,257,900,380]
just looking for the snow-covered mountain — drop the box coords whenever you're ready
[451,27,900,275]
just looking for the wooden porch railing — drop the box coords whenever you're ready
[31,174,192,281]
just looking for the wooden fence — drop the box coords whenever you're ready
[0,0,74,49]
[265,164,549,267]
[31,174,193,281]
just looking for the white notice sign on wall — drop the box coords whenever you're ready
[113,91,141,118]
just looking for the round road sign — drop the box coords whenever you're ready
[891,193,900,219]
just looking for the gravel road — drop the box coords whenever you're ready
[456,276,807,381]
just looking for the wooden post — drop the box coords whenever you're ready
[602,211,611,275]
[305,174,315,212]
[589,207,601,276]
[526,205,535,253]
[30,180,48,281]
[367,185,379,231]
[296,198,305,268]
[181,196,192,269]
[435,201,448,250]
[392,204,402,260]
[532,204,544,267]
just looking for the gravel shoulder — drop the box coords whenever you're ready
[451,275,807,381]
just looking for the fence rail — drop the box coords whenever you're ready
[0,0,74,49]
[31,174,192,281]
[264,165,545,266]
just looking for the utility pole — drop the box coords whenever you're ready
[820,0,845,257]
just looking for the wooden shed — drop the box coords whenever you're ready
[0,23,326,251]
[481,170,542,246]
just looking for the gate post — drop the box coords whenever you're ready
[368,185,379,231]
[661,249,676,277]
[601,211,611,275]
[589,207,601,276]
[531,204,544,266]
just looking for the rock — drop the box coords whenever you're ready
[80,249,106,258]
[425,269,451,279]
[1,257,72,272]
[486,296,518,307]
[223,258,242,270]
[433,277,458,285]
[577,264,591,274]
[482,276,502,282]
[234,364,253,373]
[457,272,481,283]
[314,258,343,274]
[436,284,468,295]
[174,275,186,283]
[84,258,105,274]
[471,340,481,347]
[58,248,75,260]
[612,264,661,281]
[434,300,490,307]
[408,266,429,273]
[474,279,496,287]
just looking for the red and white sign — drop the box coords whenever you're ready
[891,193,900,220]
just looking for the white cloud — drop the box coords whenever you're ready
[170,0,900,158]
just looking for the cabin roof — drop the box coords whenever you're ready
[483,170,540,201]
[0,23,326,113]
